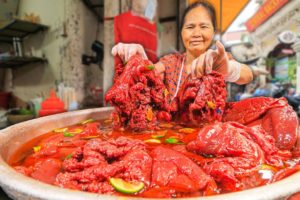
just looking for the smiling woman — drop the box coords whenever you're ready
[112,1,253,101]
[180,2,216,58]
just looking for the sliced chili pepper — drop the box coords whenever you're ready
[178,128,195,134]
[159,123,173,128]
[53,127,68,133]
[82,135,100,140]
[146,108,153,122]
[259,164,278,172]
[81,119,95,124]
[206,101,216,109]
[151,130,167,139]
[144,139,161,144]
[33,146,41,153]
[163,89,169,97]
[104,119,113,124]
[68,128,83,134]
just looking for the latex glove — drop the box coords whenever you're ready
[191,41,227,78]
[210,41,241,82]
[111,43,148,62]
[191,41,241,82]
[191,53,206,78]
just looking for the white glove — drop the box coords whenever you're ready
[224,60,241,82]
[111,43,148,62]
[191,53,206,78]
[191,41,241,82]
[191,41,227,78]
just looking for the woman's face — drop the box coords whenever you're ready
[181,6,215,57]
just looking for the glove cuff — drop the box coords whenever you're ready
[224,60,241,82]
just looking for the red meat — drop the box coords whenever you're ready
[177,72,227,126]
[105,55,172,130]
[151,146,213,195]
[223,97,299,150]
[187,122,287,192]
[55,137,152,194]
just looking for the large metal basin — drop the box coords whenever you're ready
[0,107,299,200]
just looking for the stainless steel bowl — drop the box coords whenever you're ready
[0,107,299,200]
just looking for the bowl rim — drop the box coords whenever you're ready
[0,107,299,200]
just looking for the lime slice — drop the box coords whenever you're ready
[109,178,144,194]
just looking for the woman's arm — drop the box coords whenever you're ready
[235,64,253,85]
[154,62,165,80]
[224,60,253,85]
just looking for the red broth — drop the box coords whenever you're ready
[8,118,300,198]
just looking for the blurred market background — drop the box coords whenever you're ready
[0,0,299,130]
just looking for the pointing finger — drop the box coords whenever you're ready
[216,40,225,57]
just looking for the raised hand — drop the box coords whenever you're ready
[111,43,148,62]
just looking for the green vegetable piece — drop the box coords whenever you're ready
[146,65,155,70]
[165,138,183,144]
[63,132,74,137]
[65,154,72,160]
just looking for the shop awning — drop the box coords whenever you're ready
[188,0,250,33]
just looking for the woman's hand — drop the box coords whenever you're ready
[210,40,229,75]
[191,41,228,78]
[111,43,148,62]
[191,41,241,82]
[191,53,208,78]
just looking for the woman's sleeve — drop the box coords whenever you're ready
[158,54,179,73]
[154,54,178,80]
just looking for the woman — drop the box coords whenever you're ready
[112,1,253,99]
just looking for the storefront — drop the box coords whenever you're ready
[246,0,300,94]
[267,39,297,86]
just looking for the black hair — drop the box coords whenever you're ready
[181,1,217,32]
